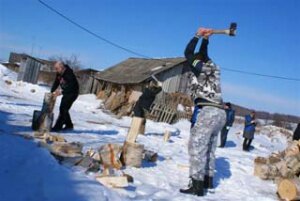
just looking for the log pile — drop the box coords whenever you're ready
[23,90,164,189]
[254,140,300,200]
[96,87,193,124]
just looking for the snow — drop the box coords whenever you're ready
[0,64,289,201]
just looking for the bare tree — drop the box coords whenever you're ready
[49,54,82,71]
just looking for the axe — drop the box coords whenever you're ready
[212,22,237,36]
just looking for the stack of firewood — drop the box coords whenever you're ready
[254,140,300,200]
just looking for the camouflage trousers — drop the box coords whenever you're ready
[188,106,226,180]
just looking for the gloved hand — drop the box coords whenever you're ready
[197,27,213,36]
[52,89,62,97]
[156,81,163,87]
[226,126,231,130]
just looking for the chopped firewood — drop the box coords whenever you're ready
[278,178,300,201]
[96,176,128,188]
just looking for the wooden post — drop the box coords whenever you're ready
[164,130,171,142]
[278,178,300,201]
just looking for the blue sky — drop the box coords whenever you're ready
[0,0,299,116]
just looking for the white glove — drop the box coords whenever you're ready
[226,126,231,130]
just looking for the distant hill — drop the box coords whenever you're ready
[231,103,300,124]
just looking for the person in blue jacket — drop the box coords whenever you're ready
[219,102,235,147]
[243,111,256,151]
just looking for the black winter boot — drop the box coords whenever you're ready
[204,175,214,189]
[180,178,204,196]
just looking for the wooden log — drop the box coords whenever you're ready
[104,91,116,110]
[128,91,142,103]
[139,118,146,135]
[47,134,66,143]
[39,113,54,132]
[35,132,66,143]
[254,156,268,164]
[163,130,171,142]
[38,141,83,158]
[275,160,294,179]
[74,156,97,169]
[254,163,279,180]
[96,176,128,188]
[286,155,300,175]
[278,178,300,201]
[86,148,101,161]
[268,155,282,164]
[99,143,123,169]
[121,141,144,168]
[285,141,300,157]
[126,117,144,143]
[32,93,56,132]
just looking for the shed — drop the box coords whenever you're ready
[94,57,193,123]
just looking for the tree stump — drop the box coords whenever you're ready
[278,178,300,200]
[121,141,144,168]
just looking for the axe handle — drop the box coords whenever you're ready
[212,29,230,35]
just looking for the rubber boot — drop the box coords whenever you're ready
[180,178,204,196]
[204,175,214,189]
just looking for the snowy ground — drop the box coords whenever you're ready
[0,64,289,201]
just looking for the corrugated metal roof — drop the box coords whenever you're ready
[94,57,186,84]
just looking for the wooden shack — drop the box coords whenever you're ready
[75,68,101,94]
[94,57,193,123]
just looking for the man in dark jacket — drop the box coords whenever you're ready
[133,80,162,118]
[293,123,300,141]
[243,111,256,151]
[51,61,79,132]
[180,28,226,197]
[129,79,162,135]
[219,102,235,147]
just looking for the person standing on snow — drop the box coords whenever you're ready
[293,123,300,141]
[242,111,256,151]
[219,102,235,148]
[133,80,162,118]
[51,61,79,132]
[180,28,226,197]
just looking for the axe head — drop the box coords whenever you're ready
[229,22,237,36]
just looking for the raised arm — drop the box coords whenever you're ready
[51,74,60,93]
